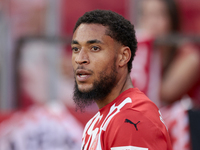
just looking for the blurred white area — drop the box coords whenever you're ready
[0,104,83,150]
[19,39,74,106]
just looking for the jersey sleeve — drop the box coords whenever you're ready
[102,109,171,150]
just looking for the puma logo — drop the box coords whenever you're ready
[125,119,140,131]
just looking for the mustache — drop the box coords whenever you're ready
[74,66,94,74]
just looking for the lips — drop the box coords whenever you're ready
[76,69,92,82]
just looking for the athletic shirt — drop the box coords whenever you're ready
[82,88,172,150]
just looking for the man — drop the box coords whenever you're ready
[71,10,172,150]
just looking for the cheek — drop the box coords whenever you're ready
[142,16,171,37]
[92,55,115,75]
[71,55,76,68]
[151,18,171,37]
[158,18,171,34]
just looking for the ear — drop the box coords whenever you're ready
[118,46,131,68]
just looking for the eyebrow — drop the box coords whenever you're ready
[86,39,102,44]
[71,40,79,45]
[71,39,103,45]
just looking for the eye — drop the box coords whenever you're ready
[72,47,79,52]
[91,46,100,51]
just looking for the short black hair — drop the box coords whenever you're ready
[73,10,137,73]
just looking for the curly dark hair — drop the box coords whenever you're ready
[73,10,137,73]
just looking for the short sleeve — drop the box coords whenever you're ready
[102,109,171,150]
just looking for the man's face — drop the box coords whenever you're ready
[71,24,120,110]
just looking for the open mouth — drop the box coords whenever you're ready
[78,74,88,77]
[76,69,92,81]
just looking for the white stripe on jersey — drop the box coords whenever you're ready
[111,146,148,150]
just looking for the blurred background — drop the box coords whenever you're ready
[0,0,200,150]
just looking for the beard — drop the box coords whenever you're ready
[73,62,118,112]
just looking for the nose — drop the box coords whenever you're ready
[75,49,90,65]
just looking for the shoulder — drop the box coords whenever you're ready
[108,108,164,134]
[123,88,157,110]
[114,88,165,133]
[103,108,171,149]
[124,88,160,118]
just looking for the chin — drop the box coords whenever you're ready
[78,84,93,93]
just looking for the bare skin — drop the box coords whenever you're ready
[71,24,133,109]
[161,44,200,104]
[139,0,200,105]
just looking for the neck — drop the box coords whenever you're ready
[96,74,133,109]
[119,75,133,94]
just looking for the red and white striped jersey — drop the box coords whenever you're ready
[82,88,172,150]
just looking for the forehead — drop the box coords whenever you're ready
[141,0,167,14]
[72,24,109,42]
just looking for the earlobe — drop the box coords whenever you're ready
[119,46,131,67]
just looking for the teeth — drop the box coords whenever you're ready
[80,74,87,77]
